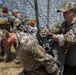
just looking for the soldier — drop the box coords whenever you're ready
[8,9,22,32]
[0,7,12,62]
[0,29,59,75]
[45,1,76,75]
[8,9,24,64]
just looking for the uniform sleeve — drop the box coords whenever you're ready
[58,27,76,46]
[31,43,57,73]
[49,22,62,34]
[13,18,22,31]
[64,27,76,43]
[14,18,22,26]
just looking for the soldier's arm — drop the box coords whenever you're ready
[31,44,58,73]
[14,18,22,27]
[64,27,76,43]
[50,27,76,46]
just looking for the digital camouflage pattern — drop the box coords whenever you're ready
[8,16,22,32]
[14,31,58,75]
[13,18,21,31]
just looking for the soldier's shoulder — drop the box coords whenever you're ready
[9,16,15,19]
[50,21,63,30]
[54,21,63,27]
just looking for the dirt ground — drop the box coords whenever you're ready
[0,46,23,75]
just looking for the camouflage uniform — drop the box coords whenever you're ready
[8,10,24,64]
[14,31,58,75]
[8,15,22,32]
[49,1,76,75]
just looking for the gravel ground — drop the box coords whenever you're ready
[0,46,23,75]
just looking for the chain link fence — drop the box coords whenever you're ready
[2,0,76,28]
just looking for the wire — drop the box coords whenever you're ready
[28,0,47,25]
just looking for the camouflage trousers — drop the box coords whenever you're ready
[51,42,66,75]
[19,66,50,75]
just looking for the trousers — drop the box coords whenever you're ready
[51,42,66,75]
[63,64,76,75]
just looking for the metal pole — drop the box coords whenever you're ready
[34,0,40,41]
[47,0,50,29]
[34,0,40,31]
